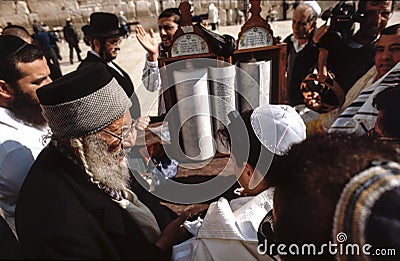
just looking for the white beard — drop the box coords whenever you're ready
[82,134,131,191]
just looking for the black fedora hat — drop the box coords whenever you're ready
[82,12,126,38]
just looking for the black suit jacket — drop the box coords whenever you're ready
[78,52,141,119]
[15,143,169,259]
[284,34,319,106]
[0,215,21,259]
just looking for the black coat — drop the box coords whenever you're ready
[15,143,169,259]
[78,52,141,119]
[0,215,21,259]
[284,34,319,106]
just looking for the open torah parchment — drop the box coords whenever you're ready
[173,67,215,161]
[169,60,272,157]
[237,60,272,112]
[208,65,236,154]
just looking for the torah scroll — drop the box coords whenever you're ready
[208,65,236,154]
[237,60,272,112]
[173,67,215,161]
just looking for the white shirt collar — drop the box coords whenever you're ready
[89,50,124,77]
[0,107,48,131]
[291,36,308,53]
[0,107,24,130]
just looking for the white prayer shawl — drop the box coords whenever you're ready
[172,188,275,261]
[328,62,400,135]
[353,62,400,131]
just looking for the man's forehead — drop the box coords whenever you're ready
[106,36,121,41]
[16,57,47,75]
[294,5,314,19]
[377,34,400,45]
[158,17,177,25]
[365,0,392,10]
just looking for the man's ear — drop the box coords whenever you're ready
[242,162,254,183]
[311,21,317,31]
[0,80,13,100]
[93,38,101,51]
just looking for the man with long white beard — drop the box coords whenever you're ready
[0,35,51,238]
[15,64,195,259]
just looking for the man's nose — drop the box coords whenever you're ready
[122,130,137,148]
[159,28,167,36]
[381,48,393,60]
[43,76,52,85]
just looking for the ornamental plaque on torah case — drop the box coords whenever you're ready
[237,0,275,50]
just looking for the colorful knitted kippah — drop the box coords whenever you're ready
[333,161,400,261]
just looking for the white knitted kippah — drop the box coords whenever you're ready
[302,0,322,16]
[250,104,306,155]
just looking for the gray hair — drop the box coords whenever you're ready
[297,3,318,24]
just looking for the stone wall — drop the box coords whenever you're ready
[0,0,338,37]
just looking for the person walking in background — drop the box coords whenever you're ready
[32,19,41,35]
[208,2,219,31]
[34,24,62,80]
[41,23,62,62]
[118,11,129,37]
[63,18,82,65]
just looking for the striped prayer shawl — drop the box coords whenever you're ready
[328,62,400,135]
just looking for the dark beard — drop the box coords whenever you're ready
[99,44,117,62]
[8,87,47,129]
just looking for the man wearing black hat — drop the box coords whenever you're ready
[15,64,195,259]
[78,12,149,129]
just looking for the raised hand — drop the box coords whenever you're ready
[135,24,159,62]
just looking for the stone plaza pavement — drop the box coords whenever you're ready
[59,11,400,116]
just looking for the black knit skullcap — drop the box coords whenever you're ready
[38,63,113,105]
[0,35,28,61]
[37,63,132,139]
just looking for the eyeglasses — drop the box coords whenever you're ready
[102,120,137,146]
[106,38,122,46]
[362,10,393,19]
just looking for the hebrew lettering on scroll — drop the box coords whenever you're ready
[208,65,236,154]
[173,66,215,161]
[237,60,272,113]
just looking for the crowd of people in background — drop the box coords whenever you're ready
[0,0,399,259]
